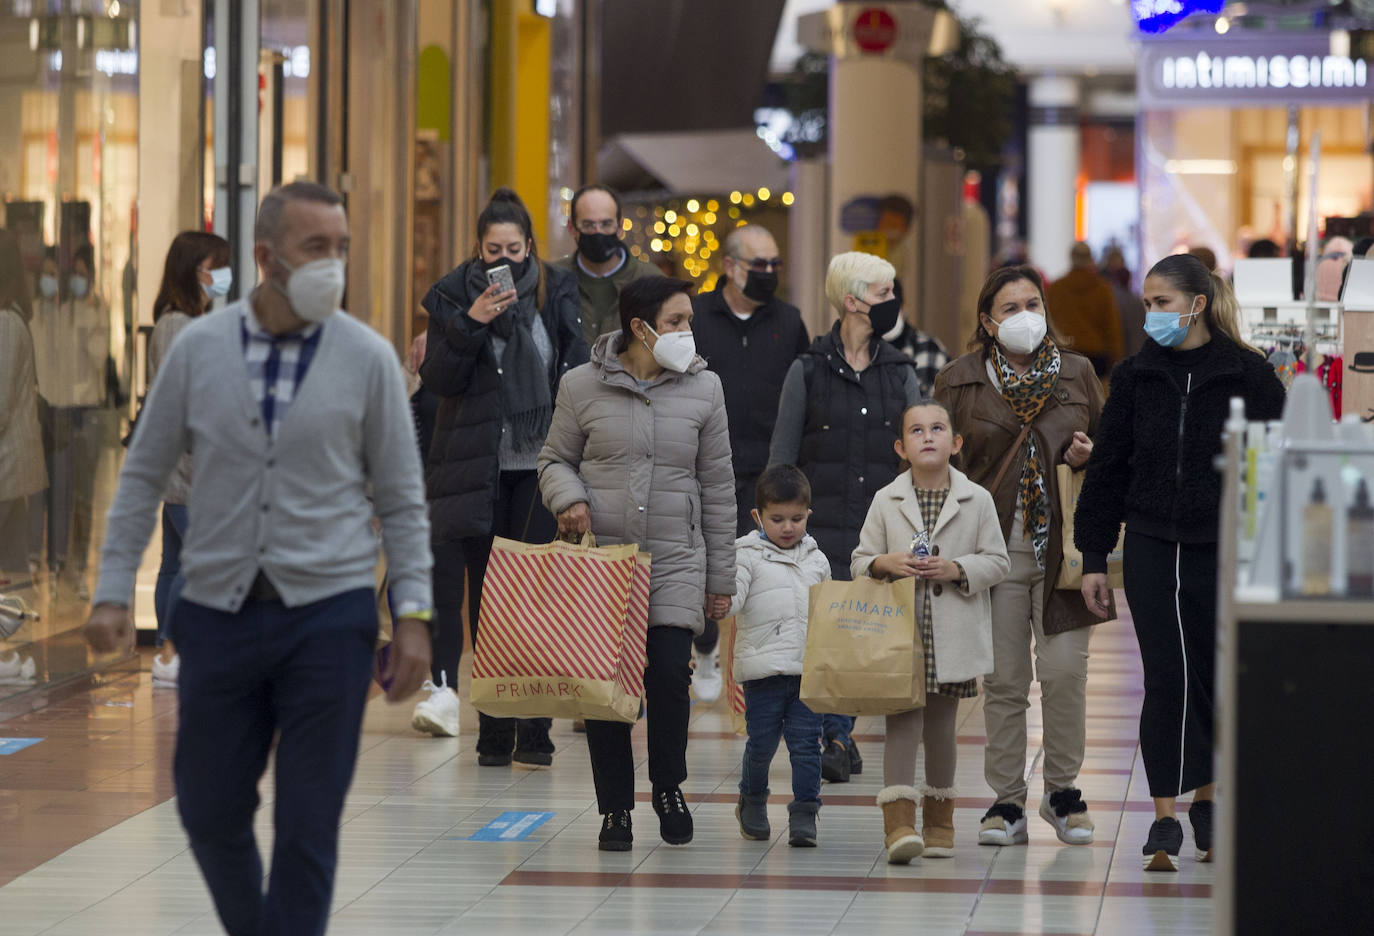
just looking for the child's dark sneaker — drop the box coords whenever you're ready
[978,802,1028,845]
[820,740,850,783]
[1188,799,1214,862]
[599,810,633,851]
[787,802,819,847]
[653,786,694,845]
[736,792,771,841]
[1142,817,1184,871]
[847,741,863,776]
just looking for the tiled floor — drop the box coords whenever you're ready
[0,611,1215,936]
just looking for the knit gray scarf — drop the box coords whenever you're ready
[467,258,551,448]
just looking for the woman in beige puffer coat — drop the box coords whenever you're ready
[538,275,736,852]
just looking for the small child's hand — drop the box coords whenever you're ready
[871,552,922,580]
[914,556,961,583]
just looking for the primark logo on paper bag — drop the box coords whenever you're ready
[494,679,586,700]
[828,598,906,618]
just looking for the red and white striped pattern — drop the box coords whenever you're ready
[616,553,650,699]
[474,538,648,691]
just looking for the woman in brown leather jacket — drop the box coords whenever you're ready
[933,265,1108,850]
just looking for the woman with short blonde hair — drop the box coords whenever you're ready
[768,250,920,784]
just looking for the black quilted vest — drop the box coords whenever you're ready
[797,326,915,579]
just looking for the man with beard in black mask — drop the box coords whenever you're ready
[554,184,656,346]
[688,224,809,703]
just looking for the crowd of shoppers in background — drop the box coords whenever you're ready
[41,168,1330,900]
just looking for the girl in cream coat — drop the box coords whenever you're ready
[851,400,1009,863]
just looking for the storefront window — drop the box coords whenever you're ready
[2,0,141,696]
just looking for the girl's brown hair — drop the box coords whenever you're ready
[897,398,959,438]
[967,264,1067,353]
[153,231,230,322]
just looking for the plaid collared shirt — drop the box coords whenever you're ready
[240,306,323,439]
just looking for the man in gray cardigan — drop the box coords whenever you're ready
[85,182,433,936]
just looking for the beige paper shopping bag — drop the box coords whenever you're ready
[799,576,924,717]
[1055,464,1125,590]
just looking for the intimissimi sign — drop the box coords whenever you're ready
[1139,35,1373,108]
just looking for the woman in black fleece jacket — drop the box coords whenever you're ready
[1074,253,1285,873]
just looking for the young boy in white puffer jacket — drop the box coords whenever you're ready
[730,465,832,847]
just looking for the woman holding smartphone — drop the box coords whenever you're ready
[418,188,588,762]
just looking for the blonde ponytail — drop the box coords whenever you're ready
[1208,271,1260,354]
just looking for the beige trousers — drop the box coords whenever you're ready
[983,519,1091,806]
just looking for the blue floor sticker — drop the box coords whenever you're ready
[0,738,43,755]
[467,811,555,842]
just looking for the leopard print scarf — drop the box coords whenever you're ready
[991,339,1061,569]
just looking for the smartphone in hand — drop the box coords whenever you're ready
[486,263,516,296]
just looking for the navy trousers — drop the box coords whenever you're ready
[173,587,377,936]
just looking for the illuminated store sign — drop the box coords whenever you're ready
[1139,35,1374,108]
[1161,52,1368,91]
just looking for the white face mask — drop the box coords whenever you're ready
[203,266,233,298]
[272,255,344,323]
[69,275,89,299]
[39,274,58,299]
[643,324,696,373]
[993,309,1047,355]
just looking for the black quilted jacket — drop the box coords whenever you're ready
[1074,331,1285,570]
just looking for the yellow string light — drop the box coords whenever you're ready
[729,191,742,204]
[757,187,770,201]
[781,192,795,206]
[686,199,700,213]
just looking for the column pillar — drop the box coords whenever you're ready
[799,3,957,325]
[1027,74,1081,281]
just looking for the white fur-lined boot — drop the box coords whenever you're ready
[877,785,923,864]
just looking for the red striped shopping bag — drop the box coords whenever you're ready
[470,535,650,724]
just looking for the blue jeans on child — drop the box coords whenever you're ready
[739,675,823,806]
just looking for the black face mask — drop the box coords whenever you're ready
[577,231,621,264]
[482,256,530,281]
[862,296,901,337]
[742,269,778,303]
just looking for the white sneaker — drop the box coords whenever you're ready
[1039,789,1094,845]
[0,652,36,684]
[691,647,722,703]
[151,653,180,688]
[411,674,461,737]
[978,802,1029,845]
[74,579,90,602]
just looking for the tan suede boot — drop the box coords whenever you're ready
[921,786,958,858]
[877,786,923,864]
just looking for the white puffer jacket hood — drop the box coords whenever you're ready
[728,531,832,682]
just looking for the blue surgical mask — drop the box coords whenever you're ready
[202,266,233,298]
[39,274,58,299]
[1144,309,1200,348]
[69,275,89,299]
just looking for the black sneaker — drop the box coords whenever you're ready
[652,786,694,845]
[1188,799,1214,862]
[848,740,863,776]
[477,752,513,767]
[820,740,851,784]
[599,810,633,851]
[1142,817,1184,871]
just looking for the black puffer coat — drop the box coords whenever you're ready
[1074,331,1285,568]
[420,260,588,544]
